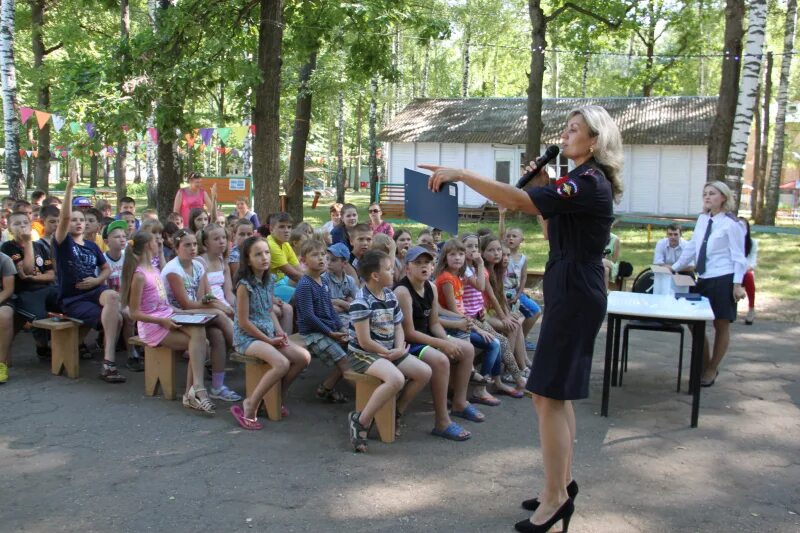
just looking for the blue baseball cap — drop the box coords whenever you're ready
[327,242,350,261]
[72,196,92,207]
[405,245,435,263]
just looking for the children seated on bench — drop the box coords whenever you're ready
[0,251,16,383]
[230,236,310,430]
[294,239,350,403]
[53,174,126,383]
[2,212,58,358]
[267,212,303,302]
[103,220,142,371]
[394,246,484,441]
[161,229,239,402]
[121,231,215,414]
[347,250,431,453]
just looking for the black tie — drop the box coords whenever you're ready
[696,219,713,275]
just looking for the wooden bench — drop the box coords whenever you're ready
[32,318,80,378]
[525,269,545,290]
[129,336,178,400]
[343,370,395,443]
[379,183,405,219]
[230,351,282,421]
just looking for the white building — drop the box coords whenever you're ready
[378,96,717,216]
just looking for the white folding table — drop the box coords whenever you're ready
[601,291,715,427]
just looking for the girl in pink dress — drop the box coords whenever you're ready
[121,231,215,415]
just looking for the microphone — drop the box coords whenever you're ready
[516,145,560,189]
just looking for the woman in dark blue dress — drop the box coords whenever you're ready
[422,105,624,533]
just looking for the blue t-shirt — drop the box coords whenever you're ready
[53,233,107,299]
[295,275,342,335]
[347,285,403,354]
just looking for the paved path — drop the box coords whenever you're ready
[1,318,798,532]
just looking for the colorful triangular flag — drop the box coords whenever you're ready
[52,114,66,132]
[200,128,214,146]
[184,133,195,148]
[147,127,158,143]
[35,110,51,129]
[25,150,32,158]
[249,124,256,135]
[20,107,34,124]
[122,125,129,133]
[86,123,96,138]
[216,127,232,143]
[230,126,248,146]
[70,122,80,134]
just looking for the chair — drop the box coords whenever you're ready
[619,269,686,392]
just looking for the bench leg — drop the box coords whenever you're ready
[354,380,395,444]
[244,362,282,421]
[51,327,79,378]
[144,347,176,400]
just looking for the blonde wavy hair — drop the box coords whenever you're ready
[703,180,735,213]
[568,105,624,202]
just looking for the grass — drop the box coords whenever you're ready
[305,191,800,303]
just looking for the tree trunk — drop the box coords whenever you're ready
[368,76,378,203]
[394,28,402,114]
[462,23,470,98]
[251,0,283,223]
[725,0,767,212]
[335,91,345,204]
[763,0,796,225]
[31,0,50,193]
[104,153,110,187]
[526,0,546,162]
[286,51,317,223]
[754,52,772,223]
[421,42,429,98]
[90,154,98,188]
[0,0,23,198]
[581,52,590,97]
[134,145,141,184]
[354,94,363,192]
[156,140,179,218]
[751,81,761,218]
[707,0,744,182]
[115,0,130,201]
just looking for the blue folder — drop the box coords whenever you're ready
[404,168,459,235]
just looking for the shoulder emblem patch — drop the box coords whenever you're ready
[557,179,579,198]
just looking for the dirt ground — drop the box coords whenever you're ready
[1,316,798,532]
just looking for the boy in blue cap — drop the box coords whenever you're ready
[322,242,357,325]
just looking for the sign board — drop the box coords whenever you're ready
[199,176,252,205]
[404,168,459,235]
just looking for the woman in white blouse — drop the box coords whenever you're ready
[672,181,747,387]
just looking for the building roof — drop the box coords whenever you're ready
[378,96,718,146]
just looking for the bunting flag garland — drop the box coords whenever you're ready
[184,132,195,148]
[230,125,248,145]
[122,125,129,133]
[70,122,81,134]
[18,149,25,157]
[25,150,32,158]
[61,150,68,158]
[52,114,66,132]
[32,150,38,158]
[249,124,256,135]
[216,127,232,143]
[200,128,214,146]
[35,111,51,129]
[147,127,158,143]
[86,123,97,138]
[20,107,34,124]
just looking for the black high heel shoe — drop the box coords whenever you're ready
[521,479,578,511]
[514,498,574,533]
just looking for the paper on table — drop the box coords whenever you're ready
[172,314,215,324]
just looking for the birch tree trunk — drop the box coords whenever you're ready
[31,0,51,193]
[754,52,772,223]
[0,0,24,198]
[763,0,797,225]
[707,0,745,182]
[354,94,362,192]
[461,23,470,97]
[115,0,130,201]
[145,0,157,207]
[421,42,429,98]
[724,0,767,212]
[335,91,345,204]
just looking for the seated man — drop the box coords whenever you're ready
[53,174,125,383]
[654,223,693,272]
[0,250,16,383]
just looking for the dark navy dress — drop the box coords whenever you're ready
[525,160,614,400]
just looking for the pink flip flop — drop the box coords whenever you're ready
[230,405,263,431]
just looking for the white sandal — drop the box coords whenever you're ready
[183,386,216,415]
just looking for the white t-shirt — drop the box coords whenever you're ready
[161,257,205,308]
[104,251,125,292]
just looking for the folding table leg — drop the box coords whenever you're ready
[601,314,615,417]
[690,321,705,428]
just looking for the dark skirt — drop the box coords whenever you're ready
[693,273,736,322]
[526,260,607,400]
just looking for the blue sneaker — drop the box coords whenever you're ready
[525,341,536,351]
[209,385,242,402]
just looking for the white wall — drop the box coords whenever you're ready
[387,141,708,215]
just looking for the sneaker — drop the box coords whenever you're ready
[209,385,242,402]
[36,345,52,359]
[745,308,755,325]
[501,372,516,384]
[126,356,145,372]
[0,362,7,384]
[525,341,537,351]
